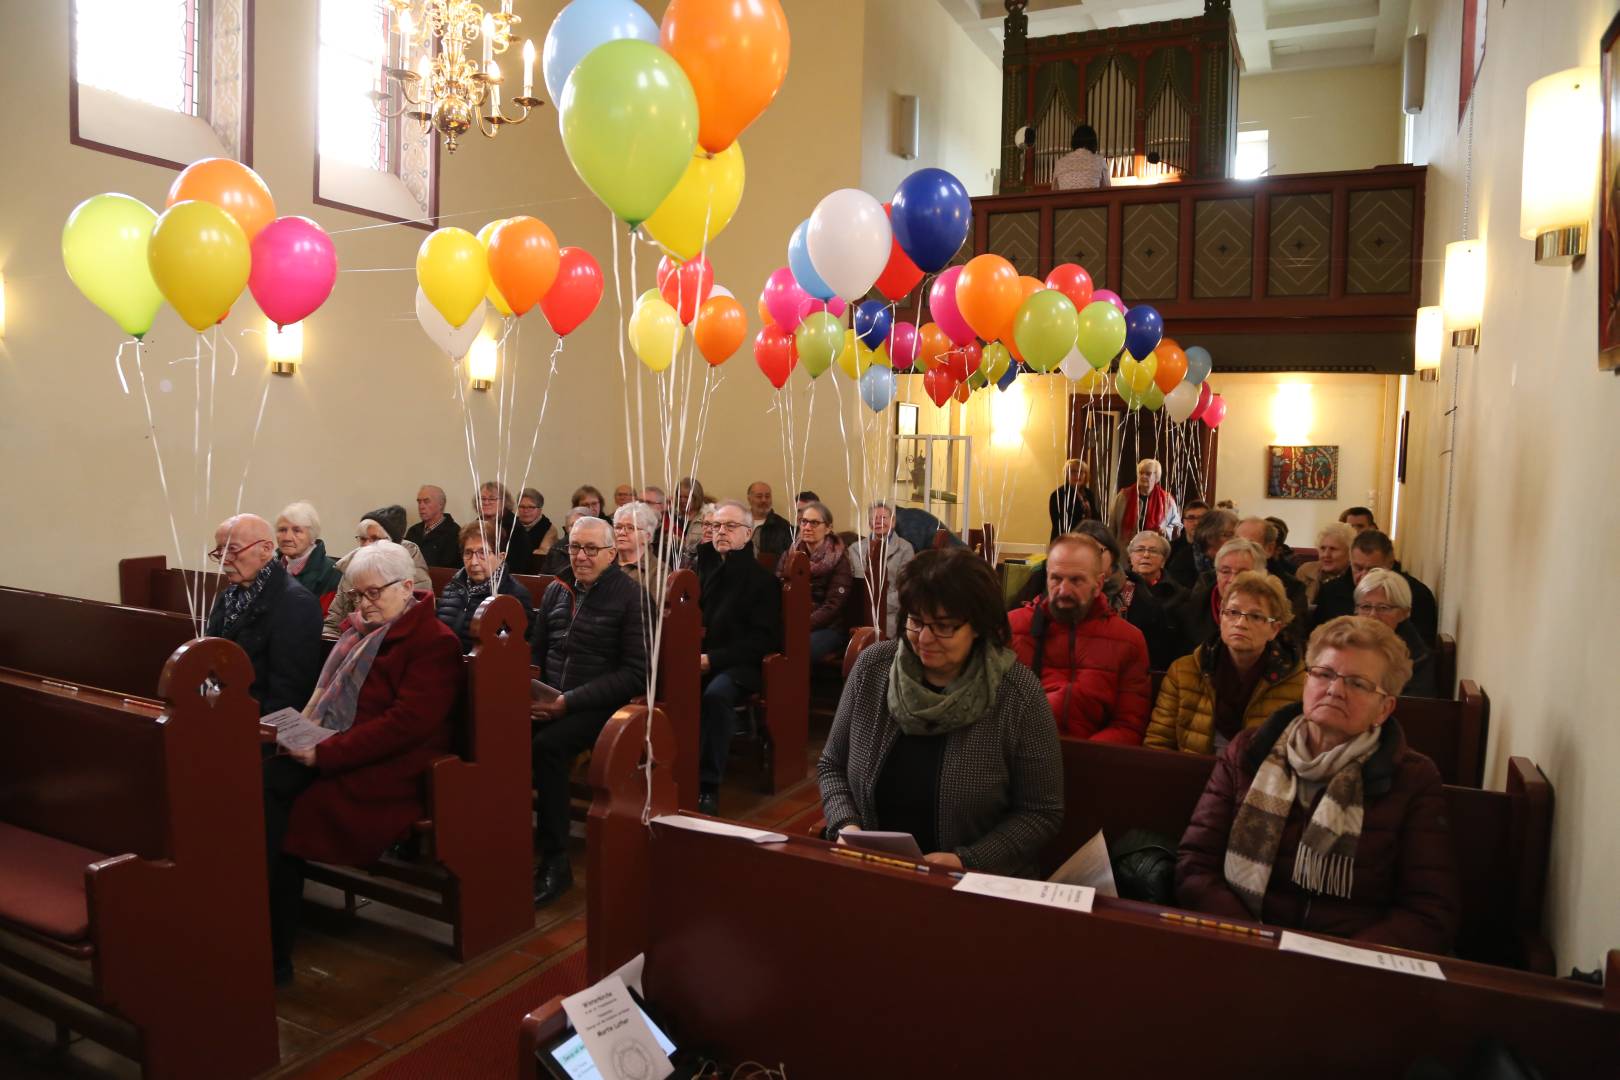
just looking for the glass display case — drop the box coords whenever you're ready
[894,434,973,540]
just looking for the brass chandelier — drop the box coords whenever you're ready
[371,0,540,152]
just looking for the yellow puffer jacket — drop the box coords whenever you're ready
[1144,641,1306,755]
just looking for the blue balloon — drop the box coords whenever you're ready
[1184,345,1213,383]
[542,0,660,106]
[1123,305,1164,361]
[788,219,837,302]
[858,365,897,413]
[996,360,1020,392]
[890,168,971,273]
[854,300,892,350]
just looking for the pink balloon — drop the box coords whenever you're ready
[929,266,976,346]
[763,266,809,331]
[796,295,848,323]
[888,321,919,370]
[1187,381,1214,423]
[1092,288,1126,315]
[249,216,337,328]
[1201,394,1228,428]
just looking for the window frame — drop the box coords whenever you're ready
[1233,128,1269,181]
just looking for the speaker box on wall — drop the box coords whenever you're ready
[1403,34,1427,115]
[897,94,920,160]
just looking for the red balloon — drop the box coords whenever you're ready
[940,340,982,382]
[923,367,959,407]
[874,203,925,301]
[1187,381,1214,423]
[754,325,798,388]
[1045,263,1094,311]
[540,247,603,337]
[657,253,715,325]
[1201,393,1228,428]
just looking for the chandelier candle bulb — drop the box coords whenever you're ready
[522,38,535,99]
[488,59,500,111]
[482,14,493,67]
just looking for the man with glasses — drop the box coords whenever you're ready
[434,522,535,652]
[693,500,783,815]
[1108,457,1181,544]
[204,513,323,716]
[529,517,648,907]
[1164,498,1209,588]
[1312,530,1437,646]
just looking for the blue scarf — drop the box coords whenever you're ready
[219,561,275,633]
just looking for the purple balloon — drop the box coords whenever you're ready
[763,266,809,331]
[1092,288,1127,315]
[888,321,919,370]
[249,216,337,329]
[929,266,976,346]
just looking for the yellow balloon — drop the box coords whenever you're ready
[1074,368,1110,394]
[869,343,892,369]
[629,296,683,373]
[476,220,514,317]
[644,143,746,261]
[835,329,876,380]
[417,227,489,328]
[147,200,250,332]
[636,287,662,311]
[1118,352,1159,394]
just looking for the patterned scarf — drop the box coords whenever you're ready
[219,561,275,633]
[1223,714,1382,919]
[798,533,847,580]
[306,596,416,733]
[1120,485,1171,534]
[886,639,1016,737]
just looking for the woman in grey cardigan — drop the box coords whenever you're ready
[818,549,1064,877]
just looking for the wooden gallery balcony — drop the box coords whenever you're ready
[964,165,1426,374]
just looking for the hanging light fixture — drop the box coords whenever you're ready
[468,334,497,390]
[1440,240,1485,348]
[267,320,303,375]
[1414,305,1443,381]
[1520,67,1600,265]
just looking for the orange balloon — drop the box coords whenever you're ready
[954,380,973,404]
[694,294,747,366]
[757,291,772,325]
[1018,275,1044,301]
[956,254,1022,343]
[1158,336,1182,355]
[166,158,275,243]
[487,216,559,316]
[1003,335,1025,365]
[661,0,791,154]
[917,322,952,373]
[1153,343,1188,393]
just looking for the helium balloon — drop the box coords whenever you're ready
[1075,300,1127,369]
[660,0,790,154]
[889,167,970,272]
[166,157,275,243]
[940,340,981,382]
[710,283,734,300]
[928,266,975,346]
[858,365,896,413]
[1142,383,1165,411]
[794,311,843,378]
[796,295,846,324]
[966,369,989,391]
[487,216,559,317]
[762,267,808,331]
[1188,381,1214,423]
[980,341,1011,384]
[807,188,891,301]
[475,220,515,317]
[416,227,489,328]
[1117,353,1159,394]
[629,295,683,372]
[694,293,746,365]
[917,322,951,372]
[416,288,485,358]
[540,247,603,336]
[148,200,251,332]
[955,254,1021,342]
[954,379,974,403]
[643,142,744,260]
[1184,344,1213,383]
[923,367,958,407]
[1044,263,1094,311]
[835,329,876,380]
[1092,288,1126,314]
[1123,305,1164,361]
[249,216,336,329]
[1201,394,1229,428]
[1117,378,1145,410]
[61,193,165,338]
[996,359,1019,391]
[757,290,770,324]
[1164,380,1200,422]
[1012,289,1078,373]
[656,253,715,324]
[854,299,892,350]
[1074,368,1110,394]
[888,321,920,371]
[789,218,836,301]
[543,0,659,104]
[1058,348,1090,381]
[874,203,924,300]
[559,40,698,226]
[754,324,797,388]
[1153,341,1188,393]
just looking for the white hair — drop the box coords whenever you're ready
[1129,530,1170,557]
[1215,537,1267,568]
[278,500,321,539]
[345,540,415,588]
[614,500,661,533]
[1355,568,1412,610]
[714,499,750,517]
[1137,458,1162,475]
[570,515,614,546]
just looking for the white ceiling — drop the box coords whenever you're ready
[934,0,1411,74]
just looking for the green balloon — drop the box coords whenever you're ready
[1012,289,1078,373]
[1076,300,1126,370]
[795,311,842,378]
[967,368,989,390]
[560,40,699,227]
[62,192,165,338]
[1142,382,1165,411]
[980,341,1011,382]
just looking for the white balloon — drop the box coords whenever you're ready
[710,284,734,300]
[1058,347,1090,381]
[1164,380,1201,422]
[806,188,891,301]
[417,287,486,358]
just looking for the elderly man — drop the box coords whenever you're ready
[275,501,343,603]
[847,502,916,639]
[1236,515,1307,624]
[694,500,783,814]
[1313,530,1437,644]
[1169,507,1235,590]
[436,522,534,652]
[746,481,793,558]
[529,516,648,906]
[1049,458,1100,539]
[1010,534,1151,743]
[205,514,323,716]
[406,485,461,569]
[612,483,636,508]
[1109,457,1181,542]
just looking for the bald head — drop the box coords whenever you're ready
[214,514,275,584]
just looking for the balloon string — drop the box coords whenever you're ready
[235,371,272,517]
[113,340,133,395]
[518,337,566,498]
[133,341,197,630]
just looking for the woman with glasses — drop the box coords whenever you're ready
[818,549,1063,877]
[612,500,668,593]
[1146,570,1305,755]
[1177,537,1269,648]
[435,522,535,653]
[322,508,435,638]
[781,500,854,662]
[262,540,463,984]
[1175,616,1458,954]
[1353,570,1437,697]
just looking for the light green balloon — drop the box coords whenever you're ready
[1012,289,1077,373]
[980,341,1011,383]
[1142,382,1165,411]
[795,311,842,378]
[1076,300,1126,370]
[559,40,700,227]
[62,192,165,338]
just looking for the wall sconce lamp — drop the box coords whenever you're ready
[989,379,1031,449]
[1270,382,1314,445]
[267,320,303,375]
[468,335,497,391]
[0,269,7,338]
[1414,305,1443,381]
[1440,240,1485,348]
[1521,67,1600,266]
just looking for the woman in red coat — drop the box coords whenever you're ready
[1175,616,1459,955]
[263,541,463,984]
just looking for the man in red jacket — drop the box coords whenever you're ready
[1009,534,1153,743]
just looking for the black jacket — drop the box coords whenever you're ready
[506,515,555,575]
[204,560,323,716]
[530,562,648,716]
[695,543,782,692]
[1165,539,1200,589]
[1048,484,1100,540]
[1313,570,1438,646]
[1396,619,1439,698]
[1180,570,1308,654]
[405,514,462,570]
[752,510,793,558]
[435,568,534,652]
[1119,572,1187,671]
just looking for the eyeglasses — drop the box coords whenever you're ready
[715,521,753,534]
[1305,665,1387,698]
[208,538,271,562]
[344,578,405,604]
[1127,545,1163,557]
[463,548,493,560]
[518,504,540,513]
[354,533,387,545]
[1354,603,1404,616]
[797,517,826,528]
[904,616,966,640]
[566,543,612,557]
[612,523,642,534]
[1220,608,1279,627]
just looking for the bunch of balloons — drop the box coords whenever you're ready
[624,253,746,371]
[63,157,336,339]
[415,217,603,356]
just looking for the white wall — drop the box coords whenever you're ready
[1239,63,1405,174]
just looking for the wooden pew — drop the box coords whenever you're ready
[117,554,222,615]
[1436,631,1458,698]
[750,550,809,793]
[0,638,278,1080]
[516,709,1618,1079]
[0,586,193,697]
[1397,679,1488,788]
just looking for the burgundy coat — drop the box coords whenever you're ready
[283,593,463,866]
[1008,594,1152,744]
[1175,705,1459,955]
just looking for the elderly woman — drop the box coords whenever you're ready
[475,481,517,544]
[1296,521,1354,608]
[1146,571,1305,755]
[262,541,463,983]
[507,487,560,575]
[1180,537,1268,647]
[275,501,343,605]
[435,522,535,652]
[1127,530,1182,603]
[847,502,917,639]
[1175,617,1459,953]
[1109,457,1181,542]
[1354,569,1437,697]
[1066,521,1184,672]
[322,508,434,638]
[612,500,666,592]
[570,484,607,520]
[818,548,1063,876]
[783,500,853,662]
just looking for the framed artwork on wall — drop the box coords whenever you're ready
[1267,445,1339,500]
[1601,10,1620,371]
